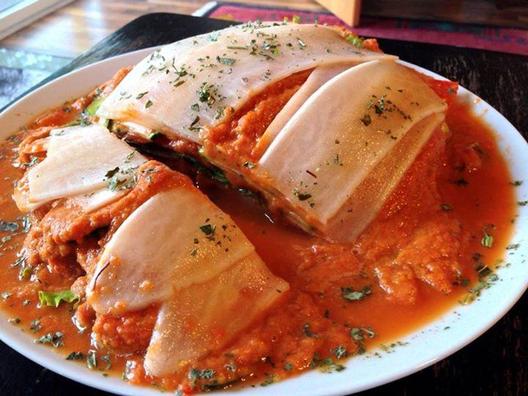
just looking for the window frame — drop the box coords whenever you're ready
[0,0,74,41]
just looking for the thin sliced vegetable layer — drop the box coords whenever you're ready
[254,62,354,156]
[96,22,394,143]
[93,24,450,243]
[144,252,289,376]
[88,187,256,314]
[257,60,447,241]
[22,124,145,209]
[86,181,288,377]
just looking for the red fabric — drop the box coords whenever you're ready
[207,3,528,56]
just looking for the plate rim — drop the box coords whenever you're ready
[0,48,527,396]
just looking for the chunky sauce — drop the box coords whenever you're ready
[0,96,517,392]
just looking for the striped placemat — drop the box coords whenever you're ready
[201,1,528,56]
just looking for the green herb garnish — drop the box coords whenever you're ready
[345,34,364,48]
[341,286,372,301]
[35,332,64,348]
[360,114,372,126]
[87,350,97,369]
[30,319,42,332]
[0,220,19,233]
[297,192,312,201]
[200,224,216,236]
[66,351,85,361]
[38,290,79,308]
[310,353,345,373]
[216,56,236,66]
[481,231,494,248]
[333,345,348,359]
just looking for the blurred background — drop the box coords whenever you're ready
[1,0,527,108]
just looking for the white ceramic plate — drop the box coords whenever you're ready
[0,48,527,396]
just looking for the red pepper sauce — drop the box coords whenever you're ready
[0,99,517,392]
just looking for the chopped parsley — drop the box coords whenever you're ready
[100,354,112,370]
[216,56,236,66]
[66,351,85,361]
[0,220,19,233]
[0,235,11,248]
[35,332,64,348]
[18,263,32,281]
[145,99,153,109]
[198,83,218,106]
[87,350,97,369]
[380,341,409,353]
[345,34,364,48]
[373,95,386,115]
[227,45,249,50]
[310,353,345,373]
[350,327,376,341]
[21,215,31,233]
[341,286,372,301]
[189,115,201,132]
[200,224,216,237]
[481,231,494,248]
[30,319,42,332]
[188,368,216,387]
[283,362,293,371]
[260,373,277,386]
[360,114,372,126]
[124,151,136,163]
[297,37,306,49]
[350,327,376,354]
[333,345,348,359]
[297,192,312,201]
[460,266,499,305]
[104,166,139,192]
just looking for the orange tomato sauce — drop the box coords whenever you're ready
[0,93,517,392]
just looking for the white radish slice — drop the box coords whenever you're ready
[87,187,255,314]
[12,176,45,212]
[254,62,354,156]
[325,112,445,241]
[144,252,289,376]
[258,60,447,241]
[27,124,146,204]
[97,23,395,143]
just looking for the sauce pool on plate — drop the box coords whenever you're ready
[0,96,516,391]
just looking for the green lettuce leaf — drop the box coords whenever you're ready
[38,290,79,308]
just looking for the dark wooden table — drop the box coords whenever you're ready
[1,13,527,396]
